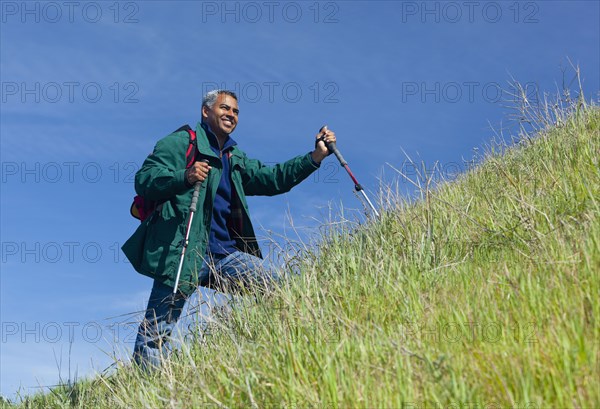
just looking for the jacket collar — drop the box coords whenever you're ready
[199,122,237,152]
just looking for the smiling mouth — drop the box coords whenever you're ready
[221,117,234,127]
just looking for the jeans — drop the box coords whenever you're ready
[132,251,280,369]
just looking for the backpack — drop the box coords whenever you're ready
[130,125,199,222]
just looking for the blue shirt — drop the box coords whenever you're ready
[202,123,238,258]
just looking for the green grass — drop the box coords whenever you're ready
[6,99,599,408]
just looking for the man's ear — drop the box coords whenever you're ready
[201,105,209,120]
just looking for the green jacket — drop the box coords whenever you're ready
[122,123,319,295]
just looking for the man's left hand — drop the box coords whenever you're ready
[311,126,336,164]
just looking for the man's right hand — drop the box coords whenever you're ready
[185,161,211,185]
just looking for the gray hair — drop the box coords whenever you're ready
[202,89,238,109]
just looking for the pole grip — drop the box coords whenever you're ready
[326,141,348,166]
[190,182,200,212]
[189,158,209,213]
[319,125,348,166]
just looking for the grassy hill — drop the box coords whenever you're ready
[7,99,599,408]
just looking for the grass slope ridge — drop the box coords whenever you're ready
[10,106,600,408]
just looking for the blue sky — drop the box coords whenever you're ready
[1,0,598,400]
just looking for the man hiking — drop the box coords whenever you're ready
[122,89,336,368]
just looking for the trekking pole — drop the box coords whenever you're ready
[167,159,207,323]
[320,126,380,218]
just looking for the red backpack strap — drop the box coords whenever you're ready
[185,129,197,168]
[172,124,199,169]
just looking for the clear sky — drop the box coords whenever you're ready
[1,0,598,400]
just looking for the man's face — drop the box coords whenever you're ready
[202,93,239,139]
